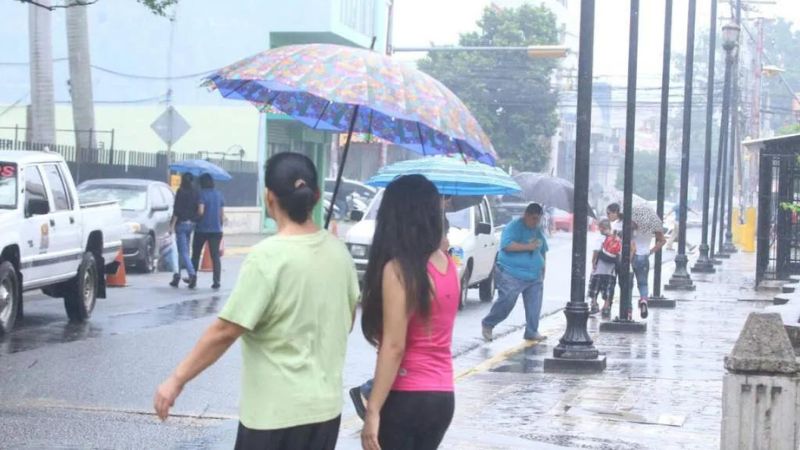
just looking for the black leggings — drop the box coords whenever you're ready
[234,415,340,450]
[379,391,455,450]
[191,232,222,284]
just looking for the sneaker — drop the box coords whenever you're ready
[349,387,367,421]
[187,275,197,290]
[482,326,493,342]
[211,283,221,290]
[169,274,180,288]
[639,297,649,319]
[524,333,548,342]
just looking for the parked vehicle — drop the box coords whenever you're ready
[78,179,174,273]
[324,178,376,219]
[345,190,500,309]
[0,151,124,333]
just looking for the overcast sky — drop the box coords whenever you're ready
[393,0,800,87]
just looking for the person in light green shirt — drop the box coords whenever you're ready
[154,153,359,450]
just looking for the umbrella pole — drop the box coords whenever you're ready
[325,105,361,229]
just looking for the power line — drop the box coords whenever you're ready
[0,59,217,80]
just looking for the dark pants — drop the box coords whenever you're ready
[191,231,222,285]
[233,416,341,450]
[379,391,455,450]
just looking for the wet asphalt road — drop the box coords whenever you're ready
[0,230,697,449]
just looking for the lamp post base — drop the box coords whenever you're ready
[665,254,696,291]
[544,354,607,373]
[545,301,606,374]
[711,257,723,265]
[648,296,677,308]
[599,318,647,333]
[691,260,716,273]
[722,241,738,254]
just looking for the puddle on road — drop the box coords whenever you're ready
[0,296,222,356]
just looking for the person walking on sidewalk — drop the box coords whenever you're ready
[588,219,620,318]
[191,173,225,290]
[154,153,359,450]
[630,220,666,320]
[360,175,459,450]
[170,173,201,289]
[481,202,549,342]
[350,217,451,422]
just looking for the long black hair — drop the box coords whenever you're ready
[264,152,319,224]
[361,175,443,347]
[179,172,194,191]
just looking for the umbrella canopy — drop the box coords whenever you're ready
[630,204,664,234]
[511,172,596,218]
[366,156,520,196]
[170,159,232,181]
[204,44,496,165]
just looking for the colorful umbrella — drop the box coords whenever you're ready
[366,156,520,196]
[203,44,497,227]
[169,159,232,181]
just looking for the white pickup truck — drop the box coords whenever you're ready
[0,151,124,333]
[345,191,500,309]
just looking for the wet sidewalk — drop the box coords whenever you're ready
[338,251,774,449]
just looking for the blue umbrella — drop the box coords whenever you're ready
[170,159,232,181]
[366,156,521,196]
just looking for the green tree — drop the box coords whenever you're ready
[417,4,560,171]
[615,151,677,200]
[136,0,178,15]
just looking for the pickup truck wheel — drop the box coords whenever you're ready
[459,267,471,311]
[64,252,98,322]
[0,262,20,334]
[137,236,156,273]
[479,270,495,302]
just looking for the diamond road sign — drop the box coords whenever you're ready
[151,106,190,146]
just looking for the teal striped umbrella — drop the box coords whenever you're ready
[366,156,520,196]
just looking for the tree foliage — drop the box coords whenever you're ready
[417,4,560,171]
[136,0,177,16]
[615,151,677,201]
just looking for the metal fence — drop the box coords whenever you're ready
[0,140,259,207]
[755,134,800,285]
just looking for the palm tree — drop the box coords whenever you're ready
[66,0,97,156]
[27,0,56,146]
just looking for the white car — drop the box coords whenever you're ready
[0,151,124,333]
[345,191,499,309]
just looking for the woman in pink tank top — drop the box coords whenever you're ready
[360,175,459,450]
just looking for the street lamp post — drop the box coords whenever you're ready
[544,0,606,373]
[665,0,697,292]
[600,0,648,332]
[691,0,718,274]
[722,0,742,255]
[649,0,676,308]
[713,24,740,264]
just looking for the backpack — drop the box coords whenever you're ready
[598,234,621,264]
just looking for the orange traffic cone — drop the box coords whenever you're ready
[107,249,127,287]
[199,242,213,272]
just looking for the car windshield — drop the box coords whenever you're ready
[0,162,17,209]
[365,190,472,229]
[79,185,147,211]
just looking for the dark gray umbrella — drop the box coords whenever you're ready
[512,172,596,218]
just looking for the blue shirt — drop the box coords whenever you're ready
[497,218,549,281]
[197,188,224,233]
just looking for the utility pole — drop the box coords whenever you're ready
[66,0,97,157]
[27,0,55,146]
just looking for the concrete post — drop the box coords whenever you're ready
[721,313,800,450]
